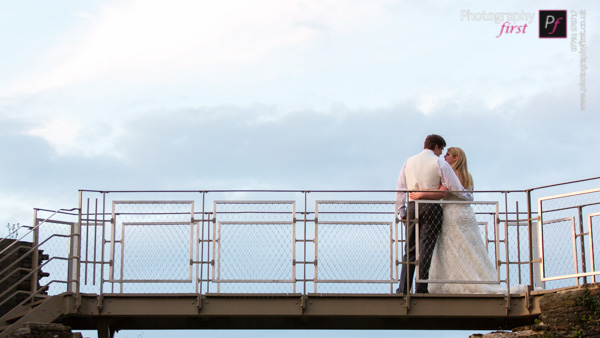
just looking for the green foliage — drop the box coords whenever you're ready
[6,222,20,239]
[564,288,600,337]
[579,288,600,316]
[568,315,584,338]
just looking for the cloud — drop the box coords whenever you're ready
[5,0,558,112]
[26,119,82,155]
[4,0,592,121]
[2,89,599,236]
[1,0,599,238]
[74,12,95,20]
[4,0,394,98]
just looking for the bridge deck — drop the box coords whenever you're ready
[58,290,551,332]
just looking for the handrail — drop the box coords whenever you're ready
[0,256,70,305]
[75,176,600,196]
[80,188,532,194]
[0,234,71,284]
[0,267,31,286]
[0,244,37,270]
[529,176,600,191]
[16,285,51,306]
[0,208,79,257]
[0,288,49,314]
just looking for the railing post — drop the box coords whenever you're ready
[515,201,522,284]
[68,191,82,294]
[578,205,587,284]
[198,191,206,298]
[503,192,511,313]
[30,209,40,299]
[304,191,308,295]
[100,192,106,301]
[526,189,535,290]
[206,194,211,294]
[212,201,218,294]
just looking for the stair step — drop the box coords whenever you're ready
[2,309,30,324]
[28,297,48,307]
[1,298,46,316]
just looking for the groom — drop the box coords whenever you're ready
[395,134,467,294]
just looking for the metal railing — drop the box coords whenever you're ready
[3,177,600,308]
[0,208,79,314]
[538,186,600,287]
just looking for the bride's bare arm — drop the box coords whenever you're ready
[409,184,448,200]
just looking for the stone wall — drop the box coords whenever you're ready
[6,323,82,338]
[473,284,600,337]
[0,239,49,317]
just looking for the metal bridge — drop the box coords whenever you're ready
[2,177,600,337]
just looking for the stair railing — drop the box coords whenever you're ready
[0,208,79,318]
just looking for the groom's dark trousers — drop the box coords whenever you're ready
[397,201,443,294]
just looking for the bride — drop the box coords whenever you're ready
[410,147,513,294]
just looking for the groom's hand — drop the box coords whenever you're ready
[409,192,424,200]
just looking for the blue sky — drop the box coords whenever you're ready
[1,0,598,337]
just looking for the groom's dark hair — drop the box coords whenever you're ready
[424,134,446,150]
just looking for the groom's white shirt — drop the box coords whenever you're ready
[396,149,473,218]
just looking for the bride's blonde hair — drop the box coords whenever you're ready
[447,147,473,190]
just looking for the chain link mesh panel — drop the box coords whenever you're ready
[539,188,600,289]
[109,201,195,293]
[505,215,533,286]
[314,201,395,293]
[35,218,72,295]
[212,201,295,293]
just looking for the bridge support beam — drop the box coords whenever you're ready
[58,292,544,332]
[97,319,116,338]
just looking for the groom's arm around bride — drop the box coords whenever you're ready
[395,134,471,294]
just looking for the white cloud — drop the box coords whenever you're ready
[5,0,593,119]
[74,12,95,20]
[26,119,81,155]
[5,0,394,98]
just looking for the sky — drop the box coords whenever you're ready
[1,0,598,337]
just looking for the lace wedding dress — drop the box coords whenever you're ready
[427,194,517,294]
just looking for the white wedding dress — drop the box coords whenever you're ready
[427,193,527,294]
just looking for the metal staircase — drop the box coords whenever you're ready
[0,295,65,337]
[0,209,78,337]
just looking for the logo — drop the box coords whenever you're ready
[539,10,567,38]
